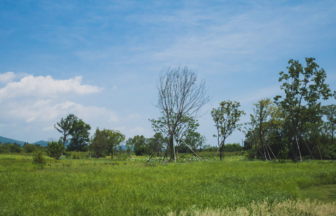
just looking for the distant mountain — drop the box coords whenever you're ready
[0,136,48,147]
[34,140,48,146]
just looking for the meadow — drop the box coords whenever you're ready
[1,154,336,215]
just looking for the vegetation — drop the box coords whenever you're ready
[1,156,336,215]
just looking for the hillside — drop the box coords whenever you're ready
[0,136,48,146]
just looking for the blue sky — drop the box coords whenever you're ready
[0,0,335,144]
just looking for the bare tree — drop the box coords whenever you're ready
[156,66,209,160]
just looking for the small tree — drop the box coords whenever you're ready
[323,105,336,145]
[47,139,64,159]
[67,118,91,151]
[32,151,46,165]
[211,100,245,160]
[54,114,77,150]
[133,135,147,156]
[91,128,108,159]
[103,129,125,159]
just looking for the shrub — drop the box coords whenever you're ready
[23,144,38,153]
[47,140,64,159]
[32,151,46,164]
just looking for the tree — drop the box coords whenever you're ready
[91,128,108,159]
[253,98,276,160]
[155,66,210,160]
[54,114,77,150]
[125,138,133,156]
[211,100,245,160]
[67,118,91,151]
[133,135,147,156]
[244,108,259,159]
[184,131,206,151]
[323,105,336,145]
[148,133,165,157]
[274,58,332,162]
[103,129,125,159]
[47,139,64,159]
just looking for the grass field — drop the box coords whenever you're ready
[1,155,336,215]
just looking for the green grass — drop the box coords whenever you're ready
[1,155,336,215]
[299,184,336,203]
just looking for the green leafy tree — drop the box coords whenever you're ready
[67,118,91,151]
[184,131,206,151]
[274,58,332,162]
[125,138,133,156]
[54,114,77,150]
[22,144,38,153]
[103,129,125,159]
[133,135,147,156]
[91,128,108,159]
[323,105,336,144]
[211,100,245,160]
[47,139,64,159]
[253,98,278,160]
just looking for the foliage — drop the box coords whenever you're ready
[91,128,108,158]
[274,57,332,162]
[32,151,46,164]
[54,114,77,149]
[22,144,38,153]
[133,135,147,156]
[47,139,64,159]
[211,100,245,160]
[67,118,91,151]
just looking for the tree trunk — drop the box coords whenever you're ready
[254,142,257,159]
[219,144,225,160]
[169,134,174,160]
[294,134,302,162]
[175,145,179,160]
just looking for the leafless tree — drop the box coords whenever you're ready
[156,66,209,160]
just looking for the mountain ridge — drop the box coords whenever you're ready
[0,136,48,147]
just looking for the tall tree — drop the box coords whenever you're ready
[133,135,147,156]
[54,114,77,149]
[155,66,209,160]
[323,105,336,145]
[253,98,276,160]
[211,100,245,160]
[103,129,125,159]
[67,118,91,151]
[274,58,332,162]
[91,128,108,159]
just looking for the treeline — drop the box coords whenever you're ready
[0,142,44,154]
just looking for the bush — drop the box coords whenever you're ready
[47,140,64,159]
[23,144,38,153]
[32,151,46,164]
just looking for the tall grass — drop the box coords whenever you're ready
[1,156,336,215]
[168,199,336,216]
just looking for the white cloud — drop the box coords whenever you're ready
[0,75,102,100]
[7,100,118,123]
[0,72,16,83]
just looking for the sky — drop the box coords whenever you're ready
[0,0,335,145]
